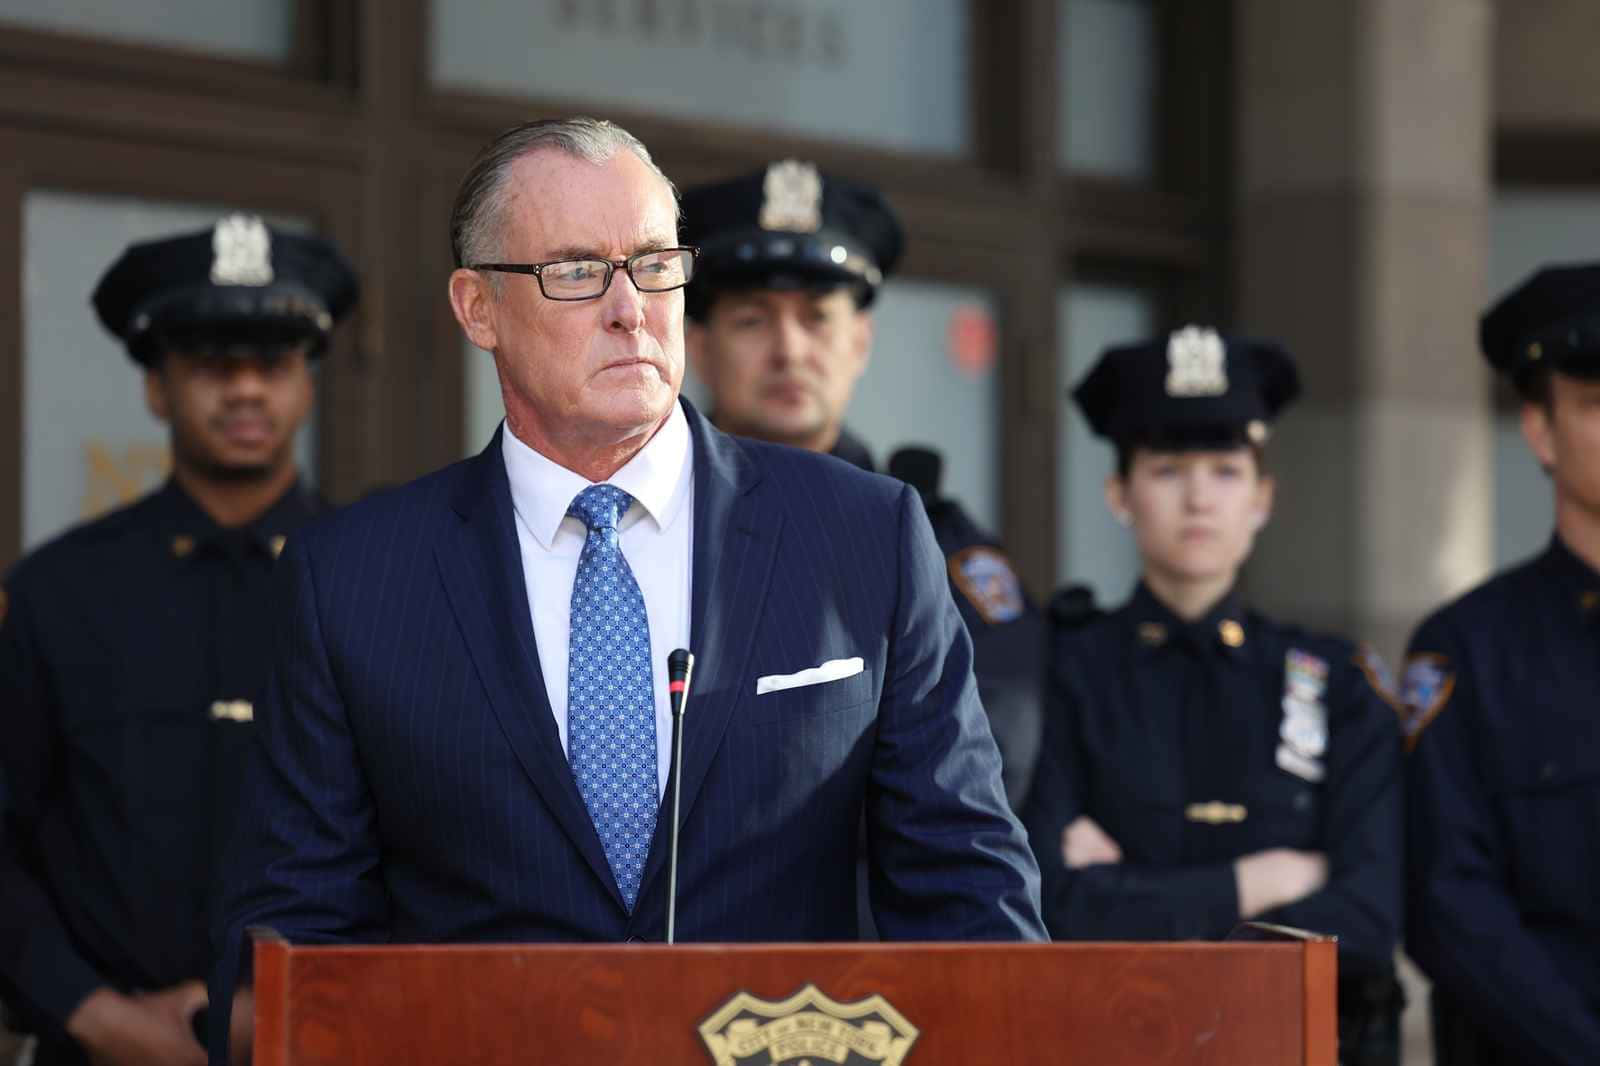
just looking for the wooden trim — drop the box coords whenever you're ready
[1495,126,1600,187]
[0,142,21,565]
[1303,939,1338,1066]
[419,88,1009,201]
[252,937,289,1066]
[0,66,361,167]
[0,19,348,106]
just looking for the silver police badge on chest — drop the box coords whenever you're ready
[1276,649,1328,783]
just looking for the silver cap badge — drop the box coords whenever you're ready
[1165,325,1228,397]
[210,214,274,287]
[759,160,823,234]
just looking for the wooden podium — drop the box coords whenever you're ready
[253,932,1335,1065]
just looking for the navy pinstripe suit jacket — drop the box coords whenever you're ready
[210,398,1043,1053]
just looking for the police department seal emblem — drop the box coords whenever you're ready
[699,985,919,1066]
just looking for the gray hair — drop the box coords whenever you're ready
[449,116,676,270]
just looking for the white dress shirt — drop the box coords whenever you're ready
[501,404,694,798]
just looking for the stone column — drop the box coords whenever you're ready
[1234,0,1495,664]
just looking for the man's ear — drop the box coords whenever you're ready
[144,365,171,424]
[1521,400,1558,472]
[448,269,499,352]
[684,317,708,381]
[1252,474,1276,530]
[849,309,875,380]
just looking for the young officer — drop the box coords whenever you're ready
[1404,264,1600,1066]
[1022,326,1406,1066]
[0,216,357,1066]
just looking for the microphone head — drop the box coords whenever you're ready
[668,648,693,681]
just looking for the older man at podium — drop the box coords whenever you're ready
[208,117,1043,1062]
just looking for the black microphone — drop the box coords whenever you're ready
[664,648,695,944]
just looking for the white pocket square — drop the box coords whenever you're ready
[755,657,865,695]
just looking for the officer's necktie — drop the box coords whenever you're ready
[566,484,658,910]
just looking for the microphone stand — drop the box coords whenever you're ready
[665,649,694,944]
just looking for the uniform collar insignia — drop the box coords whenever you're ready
[210,214,274,287]
[759,160,824,234]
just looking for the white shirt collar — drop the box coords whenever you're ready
[501,401,693,551]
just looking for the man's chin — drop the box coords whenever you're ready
[745,409,830,448]
[190,442,294,482]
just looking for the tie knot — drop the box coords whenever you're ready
[568,484,633,533]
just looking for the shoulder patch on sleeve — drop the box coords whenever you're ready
[1401,653,1456,751]
[1354,644,1406,718]
[948,545,1025,625]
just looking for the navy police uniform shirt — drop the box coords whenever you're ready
[828,430,1046,807]
[1403,536,1600,1066]
[0,480,320,1047]
[1022,583,1404,976]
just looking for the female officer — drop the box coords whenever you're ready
[1021,326,1405,1065]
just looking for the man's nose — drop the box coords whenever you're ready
[770,314,807,365]
[602,269,647,333]
[222,361,272,396]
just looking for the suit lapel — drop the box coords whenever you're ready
[638,402,782,904]
[434,429,623,910]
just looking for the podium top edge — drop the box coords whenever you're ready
[252,939,1321,956]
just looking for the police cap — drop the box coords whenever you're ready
[93,214,359,366]
[1480,262,1600,387]
[1073,326,1301,449]
[680,160,903,318]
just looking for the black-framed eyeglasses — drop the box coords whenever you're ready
[469,246,698,301]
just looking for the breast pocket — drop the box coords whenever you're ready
[1500,749,1600,912]
[745,666,877,723]
[1248,769,1321,851]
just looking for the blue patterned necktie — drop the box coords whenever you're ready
[566,484,658,910]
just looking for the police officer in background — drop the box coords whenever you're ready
[1021,328,1405,1065]
[1404,266,1600,1066]
[0,216,357,1066]
[680,161,1048,807]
